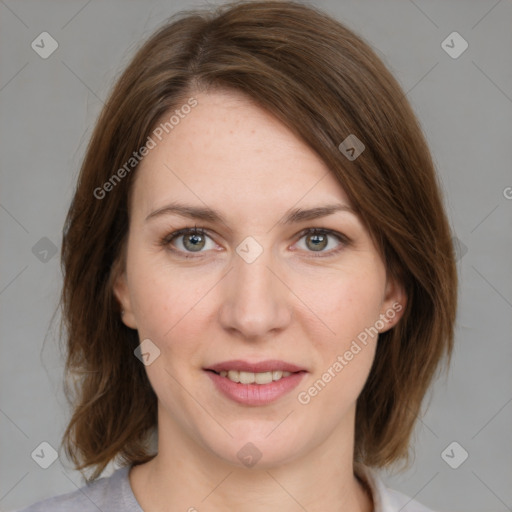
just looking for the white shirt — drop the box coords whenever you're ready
[357,465,437,511]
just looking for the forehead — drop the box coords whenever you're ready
[131,90,351,220]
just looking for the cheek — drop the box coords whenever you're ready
[299,265,384,399]
[127,254,212,359]
[296,273,382,412]
[304,266,386,341]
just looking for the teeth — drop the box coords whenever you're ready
[227,370,239,382]
[217,370,292,384]
[240,371,255,384]
[272,370,283,380]
[255,371,273,384]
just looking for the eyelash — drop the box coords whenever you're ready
[159,226,350,259]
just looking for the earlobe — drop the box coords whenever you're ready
[112,265,138,329]
[379,275,407,333]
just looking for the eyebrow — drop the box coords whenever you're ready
[145,201,355,226]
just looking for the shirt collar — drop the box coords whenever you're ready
[354,464,435,512]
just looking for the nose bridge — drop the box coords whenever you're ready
[218,237,291,339]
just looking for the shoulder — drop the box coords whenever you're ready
[14,466,137,512]
[356,465,438,512]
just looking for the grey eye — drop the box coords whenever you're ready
[305,232,329,251]
[296,230,343,254]
[182,232,207,252]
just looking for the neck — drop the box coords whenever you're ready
[129,410,373,512]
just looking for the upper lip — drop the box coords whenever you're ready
[205,359,307,373]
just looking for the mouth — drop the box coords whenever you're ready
[204,360,308,405]
[207,369,295,385]
[205,359,307,382]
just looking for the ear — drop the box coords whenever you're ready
[112,258,138,330]
[377,273,407,334]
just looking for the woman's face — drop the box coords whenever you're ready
[114,89,405,469]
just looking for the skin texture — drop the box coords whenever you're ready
[114,89,406,511]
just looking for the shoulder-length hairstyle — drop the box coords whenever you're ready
[60,0,457,482]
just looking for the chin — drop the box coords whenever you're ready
[199,422,313,471]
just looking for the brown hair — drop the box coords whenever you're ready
[60,0,457,481]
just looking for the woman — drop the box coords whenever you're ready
[17,1,457,511]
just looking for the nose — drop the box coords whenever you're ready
[218,243,292,341]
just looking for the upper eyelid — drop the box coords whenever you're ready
[164,226,348,250]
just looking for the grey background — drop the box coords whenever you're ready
[1,0,511,511]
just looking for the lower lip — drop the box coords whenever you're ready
[205,371,307,406]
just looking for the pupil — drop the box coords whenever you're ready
[308,234,327,251]
[185,233,204,251]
